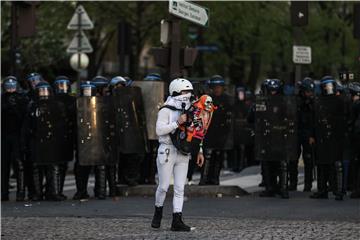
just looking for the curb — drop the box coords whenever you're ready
[116,185,249,197]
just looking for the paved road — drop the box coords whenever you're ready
[2,192,359,240]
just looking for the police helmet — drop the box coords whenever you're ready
[144,73,161,81]
[208,75,225,87]
[320,76,336,96]
[3,76,18,92]
[27,73,43,90]
[80,81,96,97]
[54,76,71,94]
[91,76,109,88]
[265,79,283,95]
[123,76,133,87]
[110,76,127,87]
[348,82,360,97]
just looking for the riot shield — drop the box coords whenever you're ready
[113,87,149,154]
[314,95,345,164]
[30,99,68,165]
[76,96,117,166]
[233,102,254,146]
[54,94,76,162]
[254,95,298,162]
[132,81,164,140]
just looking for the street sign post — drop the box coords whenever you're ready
[169,0,209,27]
[67,4,93,95]
[293,45,311,64]
[67,5,94,30]
[66,31,93,53]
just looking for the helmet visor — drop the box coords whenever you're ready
[323,82,335,95]
[4,82,17,92]
[83,87,93,97]
[56,81,69,93]
[38,87,50,97]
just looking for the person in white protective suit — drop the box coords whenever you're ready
[151,78,204,231]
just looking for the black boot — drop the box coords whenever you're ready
[334,161,344,201]
[288,161,298,191]
[310,166,328,199]
[94,165,106,200]
[16,159,26,201]
[106,165,117,197]
[212,151,223,185]
[171,212,191,232]
[279,161,289,199]
[32,165,43,201]
[259,162,276,197]
[45,165,63,201]
[73,164,90,200]
[151,206,163,228]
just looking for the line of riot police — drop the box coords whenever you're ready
[2,72,359,202]
[1,73,152,201]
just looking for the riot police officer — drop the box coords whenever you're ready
[254,79,297,199]
[200,75,233,185]
[347,82,360,198]
[74,77,117,200]
[22,81,68,201]
[310,76,345,200]
[53,76,76,199]
[111,76,149,187]
[289,78,316,192]
[232,86,255,172]
[1,76,28,201]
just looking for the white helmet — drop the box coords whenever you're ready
[169,78,193,96]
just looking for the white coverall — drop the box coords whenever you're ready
[154,95,191,213]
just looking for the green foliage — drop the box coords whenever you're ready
[1,1,358,86]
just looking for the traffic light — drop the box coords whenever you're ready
[290,1,308,27]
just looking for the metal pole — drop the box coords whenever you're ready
[10,2,18,77]
[77,5,82,96]
[169,18,181,81]
[294,27,302,84]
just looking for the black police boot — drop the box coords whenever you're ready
[310,166,328,199]
[259,163,276,197]
[303,159,313,192]
[106,165,117,197]
[151,206,163,228]
[288,161,298,191]
[279,161,289,199]
[16,159,26,201]
[73,165,90,200]
[334,161,344,201]
[171,212,191,232]
[32,166,43,201]
[45,165,63,201]
[95,165,106,200]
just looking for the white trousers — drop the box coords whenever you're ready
[155,144,190,213]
